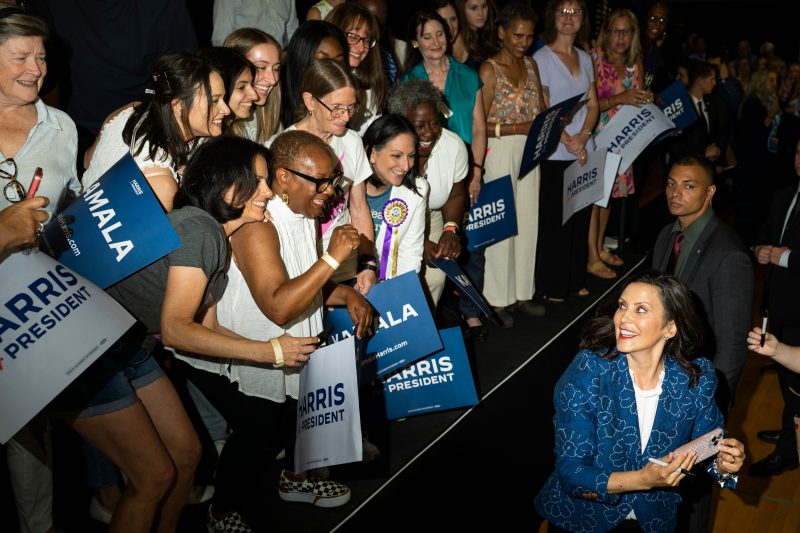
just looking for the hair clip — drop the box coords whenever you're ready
[152,72,173,95]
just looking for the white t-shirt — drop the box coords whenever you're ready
[424,128,468,210]
[83,107,177,188]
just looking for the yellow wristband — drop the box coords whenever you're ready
[321,253,340,270]
[270,337,284,368]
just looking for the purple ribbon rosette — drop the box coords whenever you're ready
[379,198,408,280]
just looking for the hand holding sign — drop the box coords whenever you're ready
[271,333,319,367]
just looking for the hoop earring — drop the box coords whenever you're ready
[281,190,289,204]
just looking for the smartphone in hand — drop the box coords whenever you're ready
[673,428,724,463]
[315,325,335,347]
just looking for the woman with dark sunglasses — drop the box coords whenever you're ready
[190,130,372,529]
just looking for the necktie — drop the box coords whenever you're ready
[666,231,684,274]
[781,192,800,245]
[696,100,709,133]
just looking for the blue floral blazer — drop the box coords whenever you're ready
[535,349,733,533]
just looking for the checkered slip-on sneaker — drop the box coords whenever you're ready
[278,470,351,508]
[207,505,253,533]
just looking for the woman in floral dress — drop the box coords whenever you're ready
[588,9,652,279]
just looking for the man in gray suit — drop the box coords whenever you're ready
[652,155,753,533]
[653,155,753,405]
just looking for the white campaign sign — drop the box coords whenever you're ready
[594,150,623,209]
[294,336,362,472]
[0,252,135,443]
[593,103,675,171]
[562,149,620,224]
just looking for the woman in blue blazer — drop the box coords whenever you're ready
[536,271,746,533]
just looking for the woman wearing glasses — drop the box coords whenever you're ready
[327,2,388,135]
[272,59,376,293]
[533,0,599,303]
[586,9,651,281]
[0,10,80,533]
[280,20,348,135]
[177,131,371,530]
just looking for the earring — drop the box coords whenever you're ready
[412,42,418,49]
[281,190,289,204]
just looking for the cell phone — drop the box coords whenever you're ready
[673,428,724,463]
[27,167,43,198]
[315,325,335,346]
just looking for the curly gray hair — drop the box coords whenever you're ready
[387,79,442,116]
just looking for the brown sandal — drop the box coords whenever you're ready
[587,260,617,279]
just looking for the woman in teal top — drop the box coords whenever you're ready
[402,12,485,188]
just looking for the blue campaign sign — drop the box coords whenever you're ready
[324,271,442,379]
[38,154,181,288]
[519,93,585,178]
[659,80,698,131]
[463,175,517,251]
[430,258,492,317]
[381,327,479,420]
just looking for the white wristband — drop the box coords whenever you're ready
[321,253,340,270]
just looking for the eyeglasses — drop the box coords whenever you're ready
[345,31,377,49]
[313,95,361,119]
[284,167,344,193]
[0,158,25,203]
[556,8,583,17]
[648,14,668,24]
[611,28,634,37]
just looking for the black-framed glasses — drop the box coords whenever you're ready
[284,167,344,193]
[345,31,377,49]
[0,158,25,203]
[313,95,360,119]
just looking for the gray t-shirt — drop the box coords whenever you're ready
[106,206,229,333]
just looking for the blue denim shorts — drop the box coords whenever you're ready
[51,333,164,418]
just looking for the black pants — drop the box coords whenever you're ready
[175,360,294,514]
[535,159,590,299]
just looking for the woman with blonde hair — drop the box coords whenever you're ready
[223,28,282,143]
[587,8,652,280]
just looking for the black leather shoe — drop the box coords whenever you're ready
[757,429,782,443]
[748,452,799,477]
[492,307,515,328]
[468,323,488,342]
[515,300,546,318]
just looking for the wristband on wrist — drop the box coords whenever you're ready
[270,337,284,368]
[443,221,459,230]
[358,262,378,273]
[321,253,340,270]
[495,122,502,139]
[442,226,458,234]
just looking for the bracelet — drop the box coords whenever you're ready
[583,128,593,137]
[320,253,340,270]
[443,221,460,230]
[358,262,378,273]
[471,162,484,170]
[442,226,458,234]
[710,458,738,488]
[495,122,502,139]
[358,253,376,265]
[270,337,284,368]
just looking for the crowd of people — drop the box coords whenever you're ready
[2,0,800,531]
